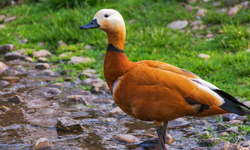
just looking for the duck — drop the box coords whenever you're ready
[80,9,250,150]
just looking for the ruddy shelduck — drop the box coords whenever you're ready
[80,9,250,150]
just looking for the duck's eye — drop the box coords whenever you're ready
[104,14,109,18]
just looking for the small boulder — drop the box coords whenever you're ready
[57,40,67,47]
[228,5,239,16]
[59,52,70,58]
[7,95,23,103]
[216,123,228,131]
[33,50,52,58]
[4,16,17,23]
[216,8,228,13]
[69,56,95,64]
[39,69,55,76]
[167,20,188,30]
[4,51,24,61]
[105,107,125,117]
[228,120,243,125]
[195,120,207,126]
[223,113,247,122]
[190,20,202,26]
[198,53,210,59]
[0,44,16,53]
[114,134,140,144]
[229,144,248,150]
[196,9,207,16]
[198,138,223,146]
[0,62,8,73]
[56,117,84,131]
[211,141,231,150]
[37,57,48,62]
[39,87,62,95]
[34,138,53,150]
[35,63,50,70]
[190,147,207,150]
[241,141,250,148]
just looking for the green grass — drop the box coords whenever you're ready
[1,0,250,99]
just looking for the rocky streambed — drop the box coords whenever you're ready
[0,47,250,150]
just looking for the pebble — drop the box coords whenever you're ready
[228,5,239,16]
[7,95,23,103]
[211,141,231,150]
[0,44,16,53]
[223,113,247,122]
[33,49,52,58]
[57,40,67,47]
[165,134,174,144]
[216,8,228,13]
[69,56,95,64]
[39,69,55,76]
[228,120,243,125]
[0,80,9,87]
[0,106,10,112]
[167,20,188,30]
[35,63,50,70]
[59,52,70,58]
[38,42,45,47]
[105,107,125,117]
[169,117,189,127]
[101,117,116,123]
[114,134,140,144]
[37,57,48,62]
[0,14,6,22]
[206,33,214,38]
[57,117,84,131]
[241,141,250,148]
[196,9,207,16]
[190,147,207,150]
[225,126,238,133]
[216,123,228,131]
[217,132,229,137]
[4,16,17,23]
[195,120,207,125]
[198,138,223,146]
[4,51,26,61]
[198,53,210,59]
[67,95,90,105]
[229,144,248,150]
[185,5,193,12]
[190,20,202,26]
[67,89,91,96]
[39,87,62,95]
[0,62,8,73]
[129,19,135,24]
[85,45,91,50]
[34,138,53,150]
[79,72,98,79]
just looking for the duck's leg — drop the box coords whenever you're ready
[156,124,167,150]
[163,121,168,144]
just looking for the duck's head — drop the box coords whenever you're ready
[80,9,125,34]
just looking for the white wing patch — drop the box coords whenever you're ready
[191,79,225,105]
[112,78,120,97]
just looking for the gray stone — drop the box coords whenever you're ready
[7,95,23,103]
[0,80,9,87]
[0,62,8,73]
[228,120,243,125]
[217,132,229,137]
[66,95,90,105]
[37,57,48,62]
[0,15,6,22]
[196,9,207,16]
[216,123,228,131]
[225,127,238,133]
[4,16,17,23]
[69,56,95,64]
[35,63,50,70]
[114,134,140,144]
[85,45,91,50]
[167,20,188,30]
[57,40,67,47]
[39,69,55,76]
[211,141,231,150]
[190,20,202,26]
[19,39,28,44]
[243,101,250,107]
[4,51,26,61]
[229,144,248,150]
[228,5,239,16]
[241,141,250,148]
[79,72,98,79]
[190,147,207,150]
[34,138,53,150]
[33,50,51,58]
[165,134,174,144]
[105,107,125,117]
[169,117,189,127]
[56,117,84,131]
[67,89,91,96]
[195,120,207,125]
[198,53,210,59]
[0,44,16,53]
[223,113,247,122]
[185,5,193,12]
[198,138,223,146]
[206,33,214,38]
[39,87,62,95]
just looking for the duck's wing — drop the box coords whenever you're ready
[117,62,250,117]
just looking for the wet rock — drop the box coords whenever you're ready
[198,53,210,59]
[39,69,55,76]
[206,33,214,38]
[38,42,45,47]
[4,16,17,23]
[185,5,193,12]
[0,106,10,112]
[56,117,84,131]
[190,147,207,150]
[37,57,48,62]
[0,80,9,87]
[39,87,62,95]
[196,9,207,16]
[0,14,6,22]
[35,63,50,70]
[229,120,243,125]
[198,138,223,146]
[211,141,231,150]
[198,131,210,140]
[228,5,239,16]
[7,95,23,103]
[229,144,248,150]
[57,40,67,47]
[190,20,202,26]
[216,8,228,13]
[34,138,53,150]
[33,50,52,58]
[69,56,95,64]
[241,141,250,148]
[0,62,8,73]
[167,20,188,30]
[195,120,207,125]
[216,123,228,131]
[114,134,140,144]
[217,132,229,137]
[105,107,125,117]
[0,44,16,53]
[225,126,238,133]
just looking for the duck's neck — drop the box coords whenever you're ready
[104,32,137,92]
